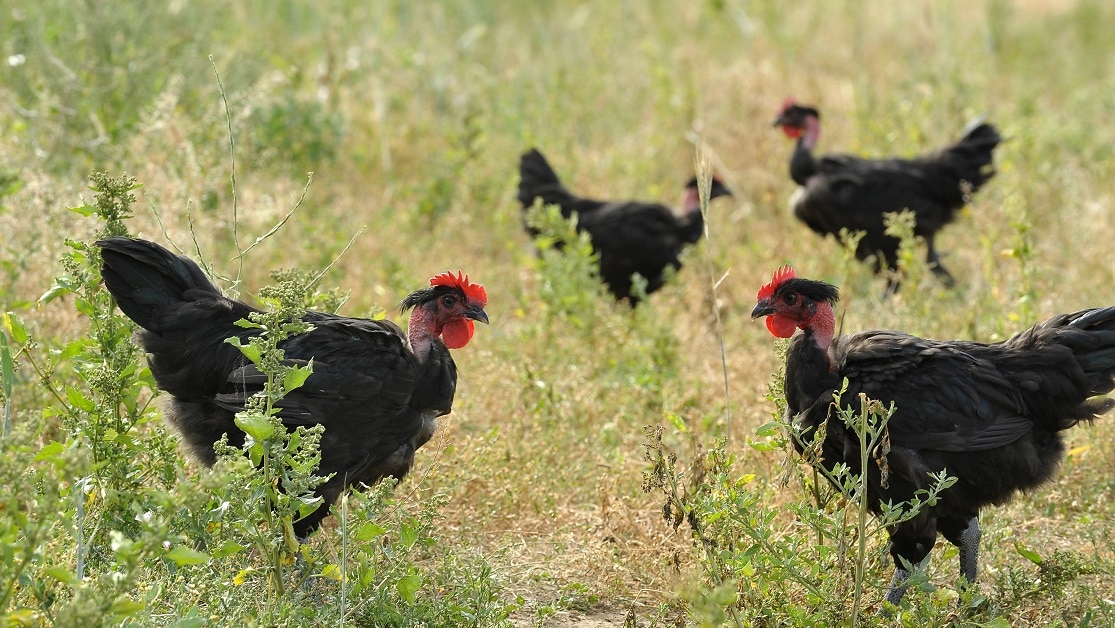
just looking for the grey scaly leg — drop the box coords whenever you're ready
[884,567,911,607]
[957,516,981,586]
[925,238,956,287]
[883,553,933,608]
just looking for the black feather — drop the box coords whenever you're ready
[775,103,1002,290]
[772,277,841,306]
[517,147,731,304]
[97,237,461,536]
[762,274,1115,604]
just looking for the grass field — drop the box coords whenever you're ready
[2,1,1114,625]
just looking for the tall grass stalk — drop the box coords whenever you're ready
[848,392,893,626]
[0,328,12,439]
[694,147,733,445]
[210,56,241,278]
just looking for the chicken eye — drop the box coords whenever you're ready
[784,293,798,305]
[440,294,458,308]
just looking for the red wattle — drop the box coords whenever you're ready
[783,126,803,140]
[766,315,798,338]
[441,318,475,349]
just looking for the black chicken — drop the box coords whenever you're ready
[773,100,1001,291]
[751,266,1115,606]
[97,237,489,537]
[517,147,732,303]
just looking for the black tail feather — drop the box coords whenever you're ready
[945,121,1003,193]
[97,237,223,333]
[959,120,1002,147]
[1016,306,1115,429]
[517,147,578,209]
[1070,309,1115,397]
[96,237,257,447]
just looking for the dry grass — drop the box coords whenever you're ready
[3,0,1115,625]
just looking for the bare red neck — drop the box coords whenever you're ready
[806,300,836,353]
[801,114,821,151]
[407,307,439,360]
[680,186,702,215]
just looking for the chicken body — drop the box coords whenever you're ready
[98,237,488,536]
[517,148,730,303]
[751,266,1115,606]
[774,102,1001,290]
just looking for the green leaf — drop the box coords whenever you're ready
[395,574,421,602]
[211,540,246,559]
[754,421,782,437]
[235,413,275,441]
[318,563,342,581]
[68,203,97,217]
[2,311,27,344]
[0,180,22,200]
[355,521,387,541]
[296,494,324,518]
[166,546,211,566]
[748,439,781,452]
[358,558,376,589]
[73,297,95,318]
[4,610,37,624]
[225,336,262,364]
[39,283,70,304]
[108,596,145,616]
[34,441,65,461]
[283,361,313,392]
[1014,542,1043,565]
[1,330,14,397]
[239,344,261,364]
[43,566,76,584]
[65,386,96,412]
[399,521,419,549]
[60,339,89,360]
[665,413,688,434]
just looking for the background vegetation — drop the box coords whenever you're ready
[1,0,1113,625]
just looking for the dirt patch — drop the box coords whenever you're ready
[511,609,634,627]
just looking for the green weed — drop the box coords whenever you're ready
[2,2,1115,625]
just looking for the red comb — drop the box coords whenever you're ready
[757,265,796,300]
[780,97,797,111]
[430,270,487,305]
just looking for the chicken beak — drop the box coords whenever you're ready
[466,305,490,325]
[771,115,787,127]
[751,301,776,319]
